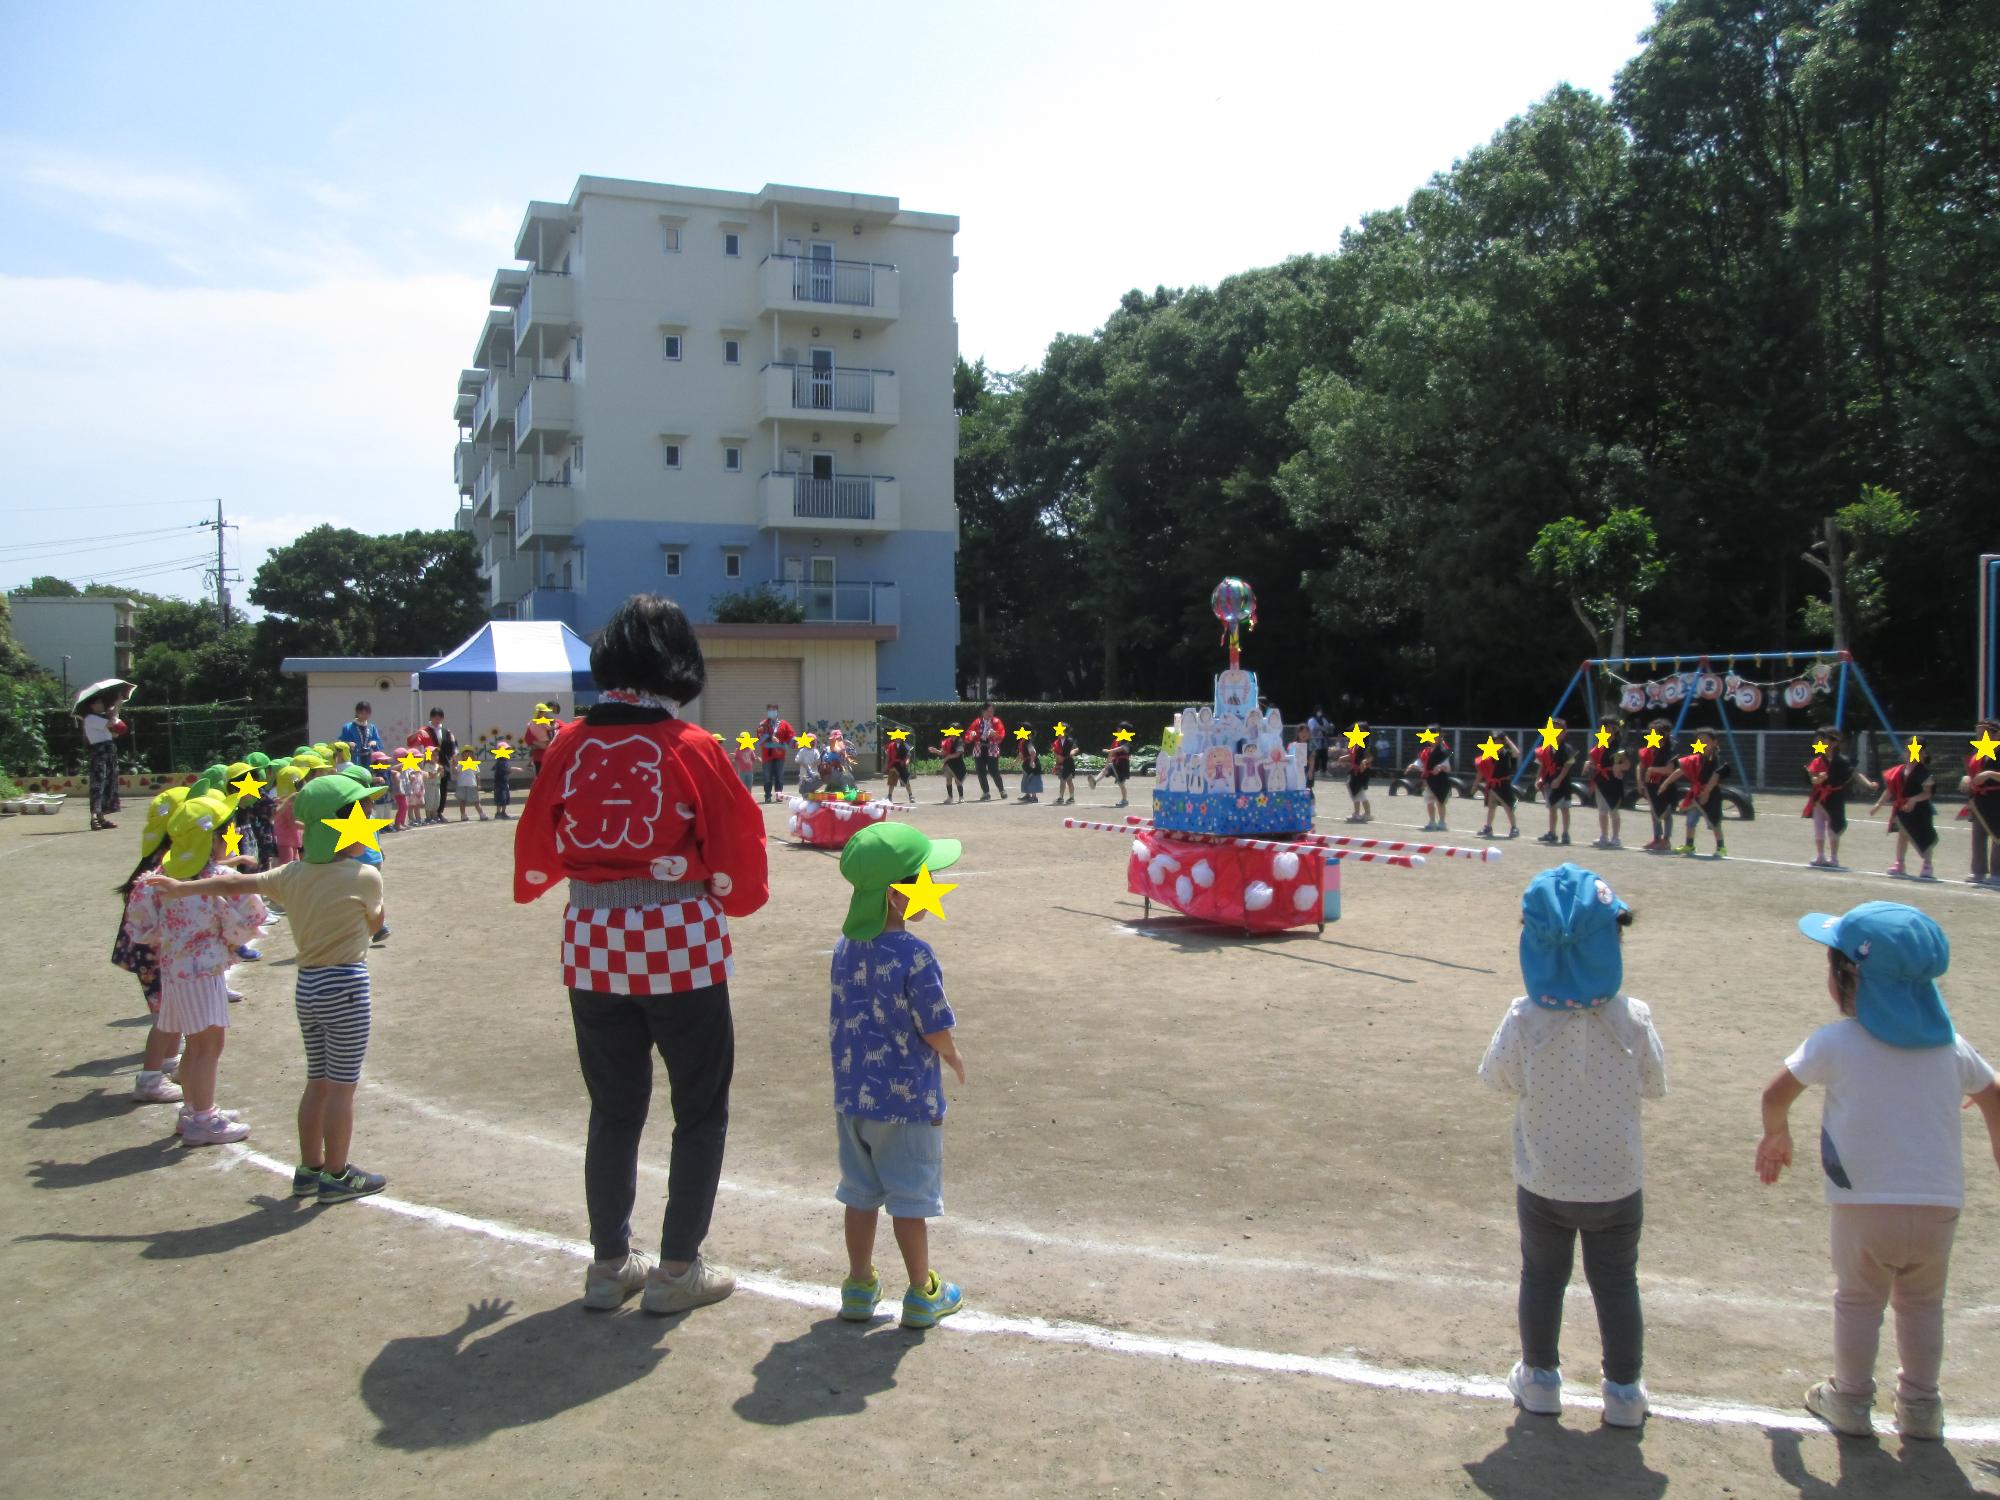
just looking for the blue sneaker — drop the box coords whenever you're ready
[318,1164,386,1204]
[235,945,262,962]
[840,1269,882,1322]
[900,1271,963,1329]
[291,1164,322,1197]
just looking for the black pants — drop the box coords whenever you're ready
[974,753,1006,797]
[88,741,120,817]
[568,983,734,1264]
[1517,1186,1644,1384]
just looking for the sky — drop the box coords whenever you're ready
[0,0,1660,609]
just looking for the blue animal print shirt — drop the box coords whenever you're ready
[829,931,955,1123]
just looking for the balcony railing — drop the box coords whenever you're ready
[515,270,575,352]
[759,579,893,625]
[782,473,882,520]
[770,363,888,414]
[767,255,890,308]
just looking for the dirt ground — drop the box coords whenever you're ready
[3,774,1998,1499]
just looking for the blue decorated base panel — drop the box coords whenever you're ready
[1151,788,1316,837]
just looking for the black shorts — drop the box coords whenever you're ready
[1424,773,1453,802]
[1110,761,1130,785]
[1543,780,1578,806]
[1642,779,1669,813]
[1897,801,1939,854]
[1820,794,1849,835]
[1348,772,1372,796]
[1688,790,1725,830]
[1485,779,1518,809]
[1596,777,1625,805]
[942,757,966,780]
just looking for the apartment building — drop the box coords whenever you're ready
[8,593,139,688]
[451,176,961,725]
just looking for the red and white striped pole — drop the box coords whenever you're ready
[1062,817,1424,868]
[1114,813,1498,864]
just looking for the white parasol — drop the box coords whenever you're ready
[72,678,135,713]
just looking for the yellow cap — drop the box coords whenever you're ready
[162,793,233,880]
[141,785,191,857]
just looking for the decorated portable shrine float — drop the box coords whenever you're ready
[786,788,901,849]
[1066,578,1501,935]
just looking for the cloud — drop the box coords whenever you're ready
[0,140,248,212]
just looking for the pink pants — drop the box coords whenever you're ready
[1829,1203,1959,1399]
[393,793,409,828]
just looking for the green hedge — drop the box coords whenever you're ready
[874,701,1184,752]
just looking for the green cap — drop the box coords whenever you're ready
[296,771,385,864]
[245,751,271,769]
[340,761,376,788]
[837,822,961,942]
[294,745,314,758]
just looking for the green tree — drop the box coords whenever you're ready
[1799,485,1918,647]
[11,575,80,597]
[1528,506,1671,662]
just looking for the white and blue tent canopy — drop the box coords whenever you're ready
[417,621,594,693]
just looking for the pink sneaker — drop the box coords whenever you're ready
[178,1109,249,1146]
[132,1071,183,1104]
[1887,861,1907,877]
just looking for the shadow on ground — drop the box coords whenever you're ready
[360,1298,672,1449]
[28,1135,185,1188]
[30,1088,143,1130]
[18,1194,317,1259]
[733,1315,921,1425]
[1766,1426,1986,1496]
[1463,1414,1667,1499]
[53,1052,144,1079]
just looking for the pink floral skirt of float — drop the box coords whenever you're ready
[561,897,733,995]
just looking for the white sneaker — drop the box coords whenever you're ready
[1508,1361,1563,1415]
[641,1253,736,1315]
[177,1109,249,1146]
[132,1071,183,1104]
[1896,1392,1944,1441]
[582,1250,656,1310]
[179,1104,245,1126]
[1805,1380,1875,1437]
[1602,1379,1648,1427]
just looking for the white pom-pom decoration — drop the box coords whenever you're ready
[798,824,814,842]
[1174,874,1194,906]
[1147,856,1172,886]
[832,803,852,820]
[1293,885,1318,911]
[524,869,549,886]
[1192,859,1215,888]
[650,855,688,881]
[1243,880,1274,911]
[1273,851,1300,881]
[1131,838,1150,860]
[788,817,801,835]
[711,872,733,896]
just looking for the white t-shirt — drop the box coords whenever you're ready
[1478,994,1668,1203]
[82,712,114,746]
[1784,1019,1995,1207]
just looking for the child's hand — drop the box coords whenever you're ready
[945,1049,966,1086]
[1755,1131,1792,1184]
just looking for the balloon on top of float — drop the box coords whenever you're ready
[1211,577,1258,668]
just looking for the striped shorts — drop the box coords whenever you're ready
[295,964,372,1083]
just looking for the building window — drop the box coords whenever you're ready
[664,551,683,578]
[724,445,741,472]
[724,231,741,257]
[661,333,682,361]
[723,338,740,365]
[662,441,682,470]
[662,224,681,253]
[724,552,743,579]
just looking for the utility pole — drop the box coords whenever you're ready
[195,500,239,626]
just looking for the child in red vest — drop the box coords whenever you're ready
[1803,727,1874,871]
[882,733,915,804]
[1475,731,1521,839]
[1404,727,1454,833]
[933,728,968,804]
[1534,720,1576,846]
[1588,720,1630,850]
[1049,727,1080,806]
[1636,721,1676,852]
[1873,745,1939,880]
[1959,719,2000,886]
[1663,741,1729,859]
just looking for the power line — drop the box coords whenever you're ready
[0,499,227,515]
[0,524,202,558]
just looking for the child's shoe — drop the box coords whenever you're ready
[318,1164,386,1204]
[235,944,261,962]
[1507,827,1520,839]
[583,1250,655,1309]
[372,926,390,944]
[291,1164,323,1197]
[641,1253,736,1315]
[1601,1379,1648,1428]
[1507,1362,1562,1416]
[1895,1391,1944,1441]
[840,1269,883,1322]
[1714,842,1727,858]
[1537,832,1558,844]
[1917,860,1935,881]
[900,1270,963,1329]
[1478,825,1493,838]
[1679,840,1697,855]
[132,1070,182,1104]
[1805,1380,1875,1438]
[1887,860,1907,877]
[178,1108,249,1146]
[1559,833,1571,846]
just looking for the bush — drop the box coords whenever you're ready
[711,587,807,625]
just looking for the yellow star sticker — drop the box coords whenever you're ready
[1691,739,1710,755]
[1537,717,1564,750]
[488,743,513,759]
[1344,723,1368,750]
[1113,729,1135,743]
[1594,726,1613,750]
[1812,740,1830,755]
[1477,736,1503,761]
[1014,727,1031,741]
[396,750,423,772]
[221,823,243,857]
[458,755,481,773]
[886,729,911,742]
[891,864,958,923]
[320,800,394,854]
[1053,722,1068,738]
[533,715,555,727]
[736,732,758,751]
[1643,729,1664,749]
[942,726,962,739]
[1417,729,1439,745]
[229,771,266,802]
[1974,730,2000,761]
[1906,736,1923,762]
[798,733,816,749]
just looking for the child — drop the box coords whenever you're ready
[455,750,487,822]
[1049,726,1079,806]
[424,750,447,825]
[882,732,916,804]
[1406,727,1453,832]
[145,774,394,1204]
[390,753,419,833]
[1757,902,2000,1440]
[1873,744,1940,880]
[1534,720,1576,846]
[1016,728,1044,804]
[244,752,278,871]
[1476,731,1521,839]
[1341,726,1375,824]
[1664,739,1728,858]
[1589,721,1629,850]
[1479,865,1666,1428]
[123,794,266,1144]
[1965,719,2000,885]
[797,736,825,797]
[934,726,968,805]
[831,822,967,1329]
[1804,727,1873,871]
[271,763,306,868]
[1636,722,1676,852]
[731,738,758,791]
[490,737,514,819]
[1102,723,1134,809]
[114,787,189,1103]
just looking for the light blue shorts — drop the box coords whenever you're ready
[835,1113,944,1219]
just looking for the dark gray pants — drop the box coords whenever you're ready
[974,754,1006,797]
[1517,1186,1644,1384]
[569,982,733,1264]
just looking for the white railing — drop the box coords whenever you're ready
[781,473,880,520]
[773,363,885,414]
[767,255,889,308]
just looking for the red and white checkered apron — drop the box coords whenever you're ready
[561,897,733,995]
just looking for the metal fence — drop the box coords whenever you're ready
[14,701,308,777]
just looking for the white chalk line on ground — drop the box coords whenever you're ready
[357,1077,2000,1322]
[211,1143,2000,1445]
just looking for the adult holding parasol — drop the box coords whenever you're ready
[74,678,134,831]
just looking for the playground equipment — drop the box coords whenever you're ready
[1980,554,1999,721]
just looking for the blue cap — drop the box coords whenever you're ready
[1520,864,1629,1010]
[1797,902,1953,1049]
